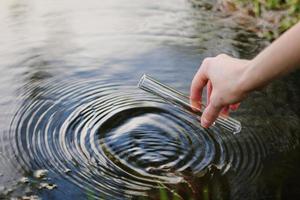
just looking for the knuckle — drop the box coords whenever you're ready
[202,57,212,66]
[216,53,228,59]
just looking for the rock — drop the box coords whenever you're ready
[33,169,48,179]
[39,182,57,190]
[21,195,40,200]
[64,169,71,174]
[20,177,30,184]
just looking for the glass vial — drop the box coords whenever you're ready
[138,74,242,134]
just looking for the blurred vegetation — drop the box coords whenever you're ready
[226,0,300,40]
[190,0,300,41]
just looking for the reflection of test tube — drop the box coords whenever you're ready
[138,74,242,134]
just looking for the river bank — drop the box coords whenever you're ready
[219,0,300,41]
[190,0,300,41]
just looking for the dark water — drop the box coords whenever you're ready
[0,0,300,199]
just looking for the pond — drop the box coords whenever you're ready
[0,0,300,199]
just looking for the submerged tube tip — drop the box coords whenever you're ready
[233,122,242,134]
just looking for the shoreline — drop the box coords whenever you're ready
[191,0,300,41]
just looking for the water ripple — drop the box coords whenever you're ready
[2,77,269,198]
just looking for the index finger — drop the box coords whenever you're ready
[190,67,208,111]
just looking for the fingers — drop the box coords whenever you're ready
[201,103,239,128]
[190,67,208,111]
[229,103,240,111]
[221,105,229,116]
[201,101,223,128]
[206,80,212,105]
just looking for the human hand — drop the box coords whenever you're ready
[190,54,250,128]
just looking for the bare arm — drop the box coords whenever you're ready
[240,21,300,93]
[190,22,300,128]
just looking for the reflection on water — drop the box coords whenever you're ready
[0,0,300,199]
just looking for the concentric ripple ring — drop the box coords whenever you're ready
[6,77,265,199]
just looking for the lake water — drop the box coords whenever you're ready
[0,0,300,199]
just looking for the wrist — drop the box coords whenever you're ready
[236,60,253,97]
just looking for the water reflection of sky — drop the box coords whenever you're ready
[1,0,299,200]
[0,0,258,84]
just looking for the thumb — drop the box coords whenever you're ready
[201,102,223,128]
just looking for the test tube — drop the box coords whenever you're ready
[138,74,242,134]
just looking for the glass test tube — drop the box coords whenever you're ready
[138,74,242,134]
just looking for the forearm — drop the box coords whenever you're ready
[240,22,300,93]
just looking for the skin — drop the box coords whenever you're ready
[190,21,300,128]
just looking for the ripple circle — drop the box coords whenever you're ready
[6,77,265,199]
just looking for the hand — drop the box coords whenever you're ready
[190,54,250,128]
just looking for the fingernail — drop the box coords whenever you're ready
[201,117,210,128]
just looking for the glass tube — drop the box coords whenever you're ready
[138,74,242,134]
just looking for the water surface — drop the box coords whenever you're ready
[0,0,300,199]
